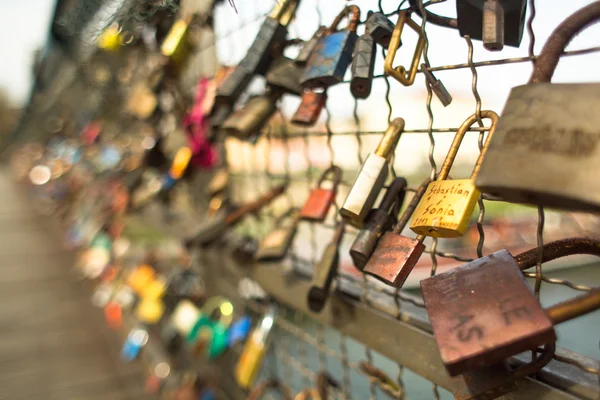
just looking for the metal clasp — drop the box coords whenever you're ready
[384,11,425,86]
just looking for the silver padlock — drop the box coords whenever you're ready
[422,64,452,107]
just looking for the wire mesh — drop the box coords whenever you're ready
[193,0,600,398]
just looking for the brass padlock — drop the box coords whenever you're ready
[384,11,425,86]
[475,2,600,212]
[221,89,282,140]
[299,166,343,222]
[186,184,287,247]
[457,0,527,51]
[410,111,498,238]
[291,90,327,126]
[255,208,299,262]
[340,118,405,228]
[301,5,361,89]
[363,177,430,287]
[365,12,396,48]
[350,24,377,99]
[350,177,407,271]
[308,221,345,312]
[422,237,600,377]
[239,0,299,76]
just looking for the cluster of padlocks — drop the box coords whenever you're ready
[11,0,600,399]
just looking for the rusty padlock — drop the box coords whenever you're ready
[299,166,342,222]
[475,2,600,212]
[291,90,327,126]
[308,221,345,313]
[301,5,361,89]
[410,111,498,238]
[363,177,430,287]
[422,237,600,377]
[350,177,407,271]
[255,208,299,262]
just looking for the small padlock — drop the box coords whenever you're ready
[422,237,600,377]
[350,25,377,99]
[340,118,405,227]
[457,0,527,51]
[265,56,304,95]
[186,184,287,247]
[299,166,343,222]
[161,16,193,68]
[308,221,345,313]
[363,177,430,287]
[384,11,425,86]
[255,208,300,261]
[212,66,252,115]
[350,177,407,270]
[239,0,299,76]
[235,306,278,389]
[365,12,396,48]
[475,2,600,212]
[291,90,327,126]
[296,26,328,63]
[422,64,452,107]
[301,5,361,89]
[410,111,498,238]
[221,90,282,140]
[122,328,149,362]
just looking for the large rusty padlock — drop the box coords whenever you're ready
[410,111,498,238]
[300,5,361,89]
[299,166,343,222]
[422,237,600,377]
[475,2,600,212]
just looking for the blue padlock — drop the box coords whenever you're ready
[301,5,361,89]
[121,329,149,362]
[227,315,252,347]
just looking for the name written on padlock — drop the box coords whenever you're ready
[411,182,474,230]
[502,126,598,157]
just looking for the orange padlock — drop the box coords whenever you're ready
[299,166,342,222]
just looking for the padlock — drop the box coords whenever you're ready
[266,56,304,95]
[308,221,345,313]
[422,64,452,107]
[238,0,299,76]
[301,5,361,89]
[221,90,282,140]
[350,27,376,99]
[121,328,149,362]
[136,298,166,324]
[365,12,396,48]
[161,16,193,67]
[363,177,430,287]
[187,297,233,359]
[296,26,328,63]
[421,236,600,377]
[212,66,253,116]
[299,166,343,222]
[457,0,527,51]
[255,208,299,261]
[384,11,426,86]
[186,184,287,247]
[291,90,327,126]
[350,177,407,270]
[235,306,278,389]
[410,110,498,238]
[228,315,252,347]
[168,146,192,180]
[475,2,600,212]
[340,118,405,228]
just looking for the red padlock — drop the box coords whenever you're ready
[299,166,342,222]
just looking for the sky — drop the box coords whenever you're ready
[0,0,56,107]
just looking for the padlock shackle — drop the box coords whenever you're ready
[514,237,600,270]
[392,177,431,234]
[375,118,405,161]
[328,5,361,34]
[246,379,293,400]
[437,110,499,181]
[408,0,458,29]
[383,11,426,86]
[530,1,600,83]
[269,0,300,27]
[546,289,600,325]
[378,177,408,217]
[316,165,343,190]
[512,343,556,379]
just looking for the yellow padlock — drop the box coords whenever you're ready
[235,307,277,389]
[127,265,156,294]
[168,147,192,180]
[410,111,498,238]
[136,298,165,324]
